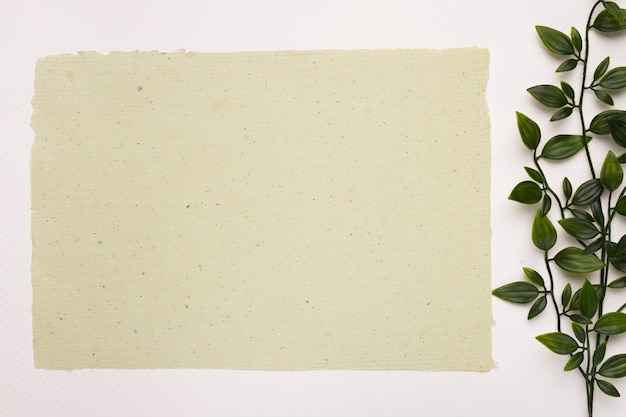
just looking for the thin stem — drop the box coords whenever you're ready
[544,250,561,332]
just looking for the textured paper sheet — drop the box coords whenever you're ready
[31,49,492,370]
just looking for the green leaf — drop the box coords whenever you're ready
[528,85,568,108]
[532,209,557,251]
[609,118,626,147]
[597,379,621,397]
[615,196,626,215]
[536,26,575,55]
[592,201,604,226]
[572,179,603,206]
[599,354,626,378]
[619,153,626,163]
[509,181,543,204]
[595,56,611,82]
[540,135,590,160]
[562,282,572,307]
[572,322,586,343]
[515,112,541,150]
[554,247,605,274]
[493,282,539,304]
[524,166,543,183]
[610,236,626,272]
[580,279,599,319]
[556,59,578,72]
[582,236,604,254]
[561,81,575,100]
[541,194,552,216]
[528,296,547,320]
[570,313,593,324]
[601,67,626,89]
[551,107,573,122]
[601,150,624,191]
[589,110,626,135]
[571,209,595,223]
[594,8,626,32]
[558,217,599,240]
[604,1,625,24]
[536,332,579,355]
[594,312,626,334]
[563,177,572,200]
[564,352,584,371]
[571,26,583,53]
[594,341,607,367]
[608,276,626,288]
[595,89,614,105]
[523,267,545,287]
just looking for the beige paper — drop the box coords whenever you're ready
[31,49,492,370]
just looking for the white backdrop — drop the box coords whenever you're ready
[2,0,626,415]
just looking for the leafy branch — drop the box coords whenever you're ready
[494,2,626,416]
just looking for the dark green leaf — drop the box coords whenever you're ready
[571,26,583,53]
[532,209,557,251]
[615,196,626,215]
[561,81,575,100]
[570,313,593,324]
[592,201,604,226]
[551,107,573,121]
[605,1,625,24]
[594,341,607,367]
[594,312,626,334]
[563,177,572,200]
[571,208,595,222]
[562,282,572,307]
[619,153,626,163]
[536,332,579,354]
[515,111,541,150]
[509,181,543,204]
[528,85,568,108]
[599,354,626,378]
[595,89,614,105]
[608,276,626,288]
[558,217,599,240]
[601,67,626,89]
[597,379,621,397]
[583,237,604,254]
[540,135,590,160]
[595,56,611,82]
[493,281,539,304]
[610,236,626,273]
[556,59,578,72]
[564,352,584,371]
[601,150,624,191]
[536,25,575,55]
[528,296,547,320]
[572,179,604,206]
[589,110,626,135]
[554,247,605,274]
[541,194,552,216]
[609,118,626,147]
[594,8,626,32]
[523,267,545,287]
[525,166,543,183]
[580,279,599,319]
[572,322,586,343]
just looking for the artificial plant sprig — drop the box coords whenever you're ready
[494,2,626,416]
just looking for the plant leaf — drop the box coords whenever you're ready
[597,379,621,397]
[583,236,604,254]
[551,107,573,122]
[509,181,543,204]
[594,341,607,367]
[595,89,614,105]
[572,322,586,343]
[563,177,572,200]
[528,85,568,108]
[556,59,578,72]
[608,118,626,147]
[528,296,547,320]
[493,282,539,304]
[562,282,572,307]
[540,194,552,216]
[592,201,604,226]
[601,67,626,89]
[536,332,579,355]
[601,150,624,191]
[594,8,626,32]
[536,25,575,55]
[561,81,575,100]
[571,26,583,52]
[532,209,557,251]
[558,217,599,240]
[608,276,626,288]
[580,279,599,319]
[524,166,543,183]
[515,112,541,150]
[589,110,626,135]
[540,135,590,160]
[564,352,584,371]
[605,1,625,24]
[615,196,626,215]
[554,247,605,274]
[523,267,545,287]
[594,312,626,334]
[570,313,593,324]
[595,56,611,81]
[599,354,626,378]
[572,179,604,206]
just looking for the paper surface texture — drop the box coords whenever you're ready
[31,49,492,370]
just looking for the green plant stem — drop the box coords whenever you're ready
[544,250,561,332]
[533,150,566,218]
